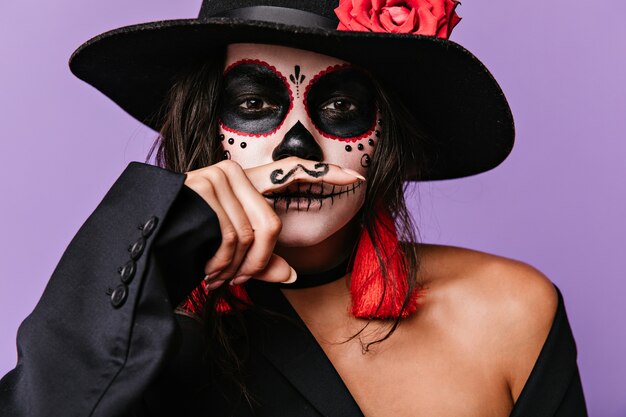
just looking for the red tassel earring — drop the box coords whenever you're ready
[350,205,420,319]
[179,279,251,317]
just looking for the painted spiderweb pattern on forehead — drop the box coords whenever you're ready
[219,59,294,137]
[304,64,378,143]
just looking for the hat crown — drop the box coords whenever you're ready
[199,0,340,22]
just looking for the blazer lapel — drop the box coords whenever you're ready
[246,281,364,417]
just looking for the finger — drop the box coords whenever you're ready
[185,176,238,279]
[230,254,296,285]
[216,161,284,278]
[244,156,365,195]
[205,277,226,290]
[230,213,282,280]
[201,167,255,281]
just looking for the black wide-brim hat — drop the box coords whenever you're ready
[69,0,514,181]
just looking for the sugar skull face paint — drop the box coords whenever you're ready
[305,66,377,140]
[220,60,292,136]
[220,44,381,247]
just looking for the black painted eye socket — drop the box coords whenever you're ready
[220,63,291,135]
[306,68,377,138]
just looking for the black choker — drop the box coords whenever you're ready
[278,256,352,289]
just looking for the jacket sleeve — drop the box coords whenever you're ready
[0,162,222,417]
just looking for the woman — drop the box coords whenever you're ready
[0,0,587,416]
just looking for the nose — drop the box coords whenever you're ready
[272,121,324,161]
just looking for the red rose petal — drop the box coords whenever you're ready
[429,0,445,19]
[353,0,373,15]
[415,5,438,36]
[446,12,461,38]
[380,7,417,33]
[414,0,433,12]
[398,8,418,33]
[355,6,379,30]
[379,10,397,32]
[443,0,455,14]
[436,0,451,37]
[348,18,371,31]
[372,0,386,11]
[404,0,419,9]
[334,0,354,27]
[369,12,387,32]
[441,0,461,38]
[387,6,411,25]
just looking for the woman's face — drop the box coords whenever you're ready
[219,44,381,247]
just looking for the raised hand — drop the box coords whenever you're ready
[184,156,365,289]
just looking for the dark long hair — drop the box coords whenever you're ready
[149,46,430,404]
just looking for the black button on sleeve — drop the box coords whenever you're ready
[141,216,159,238]
[129,237,146,260]
[110,284,129,308]
[119,260,136,284]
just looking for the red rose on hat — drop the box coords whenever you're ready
[335,0,461,39]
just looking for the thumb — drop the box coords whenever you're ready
[250,253,297,284]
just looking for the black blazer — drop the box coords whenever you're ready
[0,163,587,417]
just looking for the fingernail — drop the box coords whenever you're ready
[230,275,251,286]
[206,279,224,290]
[283,267,298,284]
[204,270,221,281]
[341,168,366,181]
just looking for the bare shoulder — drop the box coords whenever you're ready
[416,243,557,312]
[415,243,558,401]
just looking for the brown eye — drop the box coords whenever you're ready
[240,98,268,110]
[322,100,357,112]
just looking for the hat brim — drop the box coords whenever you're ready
[69,17,514,181]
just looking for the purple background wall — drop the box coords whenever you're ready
[0,1,624,415]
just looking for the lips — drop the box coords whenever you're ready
[263,181,364,211]
[264,181,362,199]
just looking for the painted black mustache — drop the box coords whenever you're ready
[264,182,363,211]
[270,163,329,185]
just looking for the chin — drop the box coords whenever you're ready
[276,231,329,248]
[274,197,364,247]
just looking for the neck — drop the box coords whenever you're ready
[274,218,360,274]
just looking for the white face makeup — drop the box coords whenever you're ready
[219,44,382,247]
